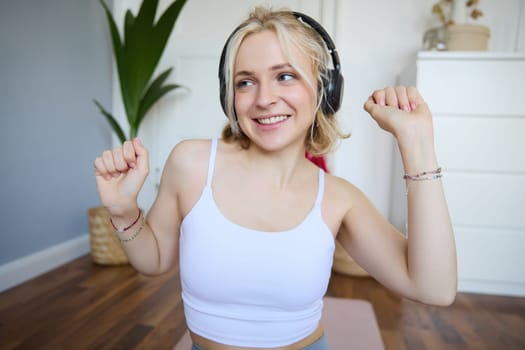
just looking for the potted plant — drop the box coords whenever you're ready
[89,0,188,265]
[432,0,489,51]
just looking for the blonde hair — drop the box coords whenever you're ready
[221,6,349,155]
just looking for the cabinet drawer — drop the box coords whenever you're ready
[416,55,525,116]
[456,227,525,285]
[434,116,525,172]
[444,173,525,229]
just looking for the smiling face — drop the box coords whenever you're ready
[233,30,317,153]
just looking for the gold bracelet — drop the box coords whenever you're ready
[116,215,145,243]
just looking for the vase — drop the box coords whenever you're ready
[446,24,490,51]
[423,26,448,51]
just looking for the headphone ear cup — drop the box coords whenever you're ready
[322,70,344,115]
[219,75,227,115]
[218,48,228,115]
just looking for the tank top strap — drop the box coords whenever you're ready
[314,168,325,206]
[206,138,218,187]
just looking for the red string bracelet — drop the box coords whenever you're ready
[110,209,142,232]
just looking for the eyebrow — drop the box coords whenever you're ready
[234,63,293,78]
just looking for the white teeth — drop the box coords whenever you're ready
[257,115,288,125]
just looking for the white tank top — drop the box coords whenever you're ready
[179,138,335,347]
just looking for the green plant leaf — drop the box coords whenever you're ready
[135,0,158,29]
[123,1,158,118]
[93,99,126,144]
[98,0,187,141]
[123,0,159,126]
[135,82,181,130]
[126,0,187,127]
[134,68,181,129]
[99,0,132,126]
[152,0,187,64]
[124,10,136,48]
[137,67,174,115]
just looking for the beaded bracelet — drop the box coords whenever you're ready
[408,173,443,181]
[404,167,443,196]
[110,209,141,232]
[403,167,442,181]
[116,215,145,243]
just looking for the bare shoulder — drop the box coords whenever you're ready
[167,138,214,169]
[320,172,379,235]
[168,138,212,165]
[157,139,216,218]
[162,139,213,190]
[324,173,369,215]
[325,173,363,200]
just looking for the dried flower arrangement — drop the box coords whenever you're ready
[432,0,483,25]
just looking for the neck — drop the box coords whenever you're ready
[243,142,311,190]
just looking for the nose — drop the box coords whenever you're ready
[256,80,277,108]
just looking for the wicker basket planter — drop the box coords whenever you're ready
[88,207,129,265]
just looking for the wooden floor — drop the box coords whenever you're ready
[1,255,524,350]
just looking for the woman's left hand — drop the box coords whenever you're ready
[364,86,433,143]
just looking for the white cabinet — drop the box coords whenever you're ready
[391,52,525,296]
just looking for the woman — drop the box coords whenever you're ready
[94,7,457,350]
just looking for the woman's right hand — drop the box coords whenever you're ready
[93,138,149,217]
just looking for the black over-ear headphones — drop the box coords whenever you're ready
[218,11,344,117]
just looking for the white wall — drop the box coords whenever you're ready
[0,1,113,263]
[331,0,524,218]
[0,0,113,291]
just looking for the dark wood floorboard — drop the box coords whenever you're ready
[327,272,525,350]
[1,255,524,349]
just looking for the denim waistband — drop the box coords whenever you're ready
[191,343,204,350]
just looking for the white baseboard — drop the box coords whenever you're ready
[0,234,90,293]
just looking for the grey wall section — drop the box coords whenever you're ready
[0,0,113,265]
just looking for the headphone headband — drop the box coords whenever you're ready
[218,11,344,117]
[291,12,341,73]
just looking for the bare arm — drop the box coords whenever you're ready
[94,138,182,275]
[339,86,457,306]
